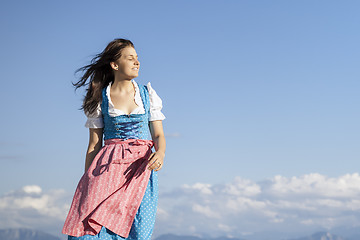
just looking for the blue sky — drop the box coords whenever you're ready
[0,1,359,239]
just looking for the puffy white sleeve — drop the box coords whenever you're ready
[84,103,104,128]
[147,82,166,121]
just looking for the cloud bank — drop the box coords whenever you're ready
[1,173,360,239]
[0,185,71,238]
[155,173,360,238]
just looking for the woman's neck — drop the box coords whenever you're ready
[111,79,134,93]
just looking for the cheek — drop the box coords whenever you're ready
[123,61,133,69]
[118,62,131,71]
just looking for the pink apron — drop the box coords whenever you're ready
[62,138,154,238]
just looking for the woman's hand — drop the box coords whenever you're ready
[147,151,165,171]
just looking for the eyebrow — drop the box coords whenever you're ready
[127,54,138,57]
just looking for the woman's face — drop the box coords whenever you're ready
[112,46,140,79]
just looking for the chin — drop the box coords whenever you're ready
[125,73,138,79]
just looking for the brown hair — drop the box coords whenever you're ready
[73,38,135,114]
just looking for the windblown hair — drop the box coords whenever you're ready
[73,38,135,115]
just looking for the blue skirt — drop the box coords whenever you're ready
[68,171,158,240]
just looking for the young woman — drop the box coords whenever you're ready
[62,38,166,240]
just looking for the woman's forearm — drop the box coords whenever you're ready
[84,142,102,172]
[153,134,166,155]
[85,128,103,173]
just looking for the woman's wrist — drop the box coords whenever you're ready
[156,150,165,156]
[157,150,165,154]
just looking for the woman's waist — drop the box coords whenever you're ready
[102,138,154,164]
[104,138,153,147]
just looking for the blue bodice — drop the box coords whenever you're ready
[101,84,151,140]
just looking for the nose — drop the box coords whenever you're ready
[135,59,140,66]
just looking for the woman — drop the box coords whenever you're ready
[62,38,166,240]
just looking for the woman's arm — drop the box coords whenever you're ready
[84,128,103,172]
[148,120,166,171]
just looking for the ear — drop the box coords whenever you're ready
[110,62,118,70]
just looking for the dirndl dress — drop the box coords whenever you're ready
[62,84,158,240]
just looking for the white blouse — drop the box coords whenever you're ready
[85,79,165,128]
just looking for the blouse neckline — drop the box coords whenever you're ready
[106,79,145,115]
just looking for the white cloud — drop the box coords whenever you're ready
[156,173,360,238]
[222,176,261,197]
[192,204,219,218]
[264,173,360,198]
[22,185,42,194]
[0,185,71,239]
[182,183,213,195]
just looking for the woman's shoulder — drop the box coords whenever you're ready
[134,80,163,105]
[133,80,158,97]
[140,81,159,95]
[141,81,163,106]
[140,81,165,121]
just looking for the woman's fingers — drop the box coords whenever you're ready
[148,152,155,161]
[148,158,160,170]
[147,154,156,170]
[147,153,163,171]
[153,159,163,171]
